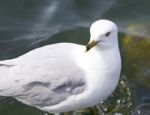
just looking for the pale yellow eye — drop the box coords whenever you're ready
[105,32,111,37]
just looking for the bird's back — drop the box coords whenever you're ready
[0,43,85,97]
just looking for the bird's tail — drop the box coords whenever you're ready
[0,61,15,96]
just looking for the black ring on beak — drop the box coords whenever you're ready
[86,40,99,52]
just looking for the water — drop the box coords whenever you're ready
[0,0,150,114]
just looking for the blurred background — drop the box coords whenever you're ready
[0,0,149,115]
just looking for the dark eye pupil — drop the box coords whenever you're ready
[105,32,111,37]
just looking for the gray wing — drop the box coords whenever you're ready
[14,58,86,108]
[0,43,86,108]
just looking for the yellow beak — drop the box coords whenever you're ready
[86,40,98,52]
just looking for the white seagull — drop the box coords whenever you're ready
[0,20,121,115]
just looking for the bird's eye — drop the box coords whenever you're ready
[105,32,111,37]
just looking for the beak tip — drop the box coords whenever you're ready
[86,46,90,52]
[86,40,97,52]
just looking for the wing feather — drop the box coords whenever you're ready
[0,43,86,107]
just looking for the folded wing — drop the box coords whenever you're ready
[0,43,86,108]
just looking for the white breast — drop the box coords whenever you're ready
[80,46,121,104]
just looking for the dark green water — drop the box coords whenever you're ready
[0,0,150,115]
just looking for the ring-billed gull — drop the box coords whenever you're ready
[0,19,121,115]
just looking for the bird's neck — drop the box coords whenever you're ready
[84,46,121,70]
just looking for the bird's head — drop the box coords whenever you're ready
[86,19,118,52]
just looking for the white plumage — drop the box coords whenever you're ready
[0,20,121,115]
